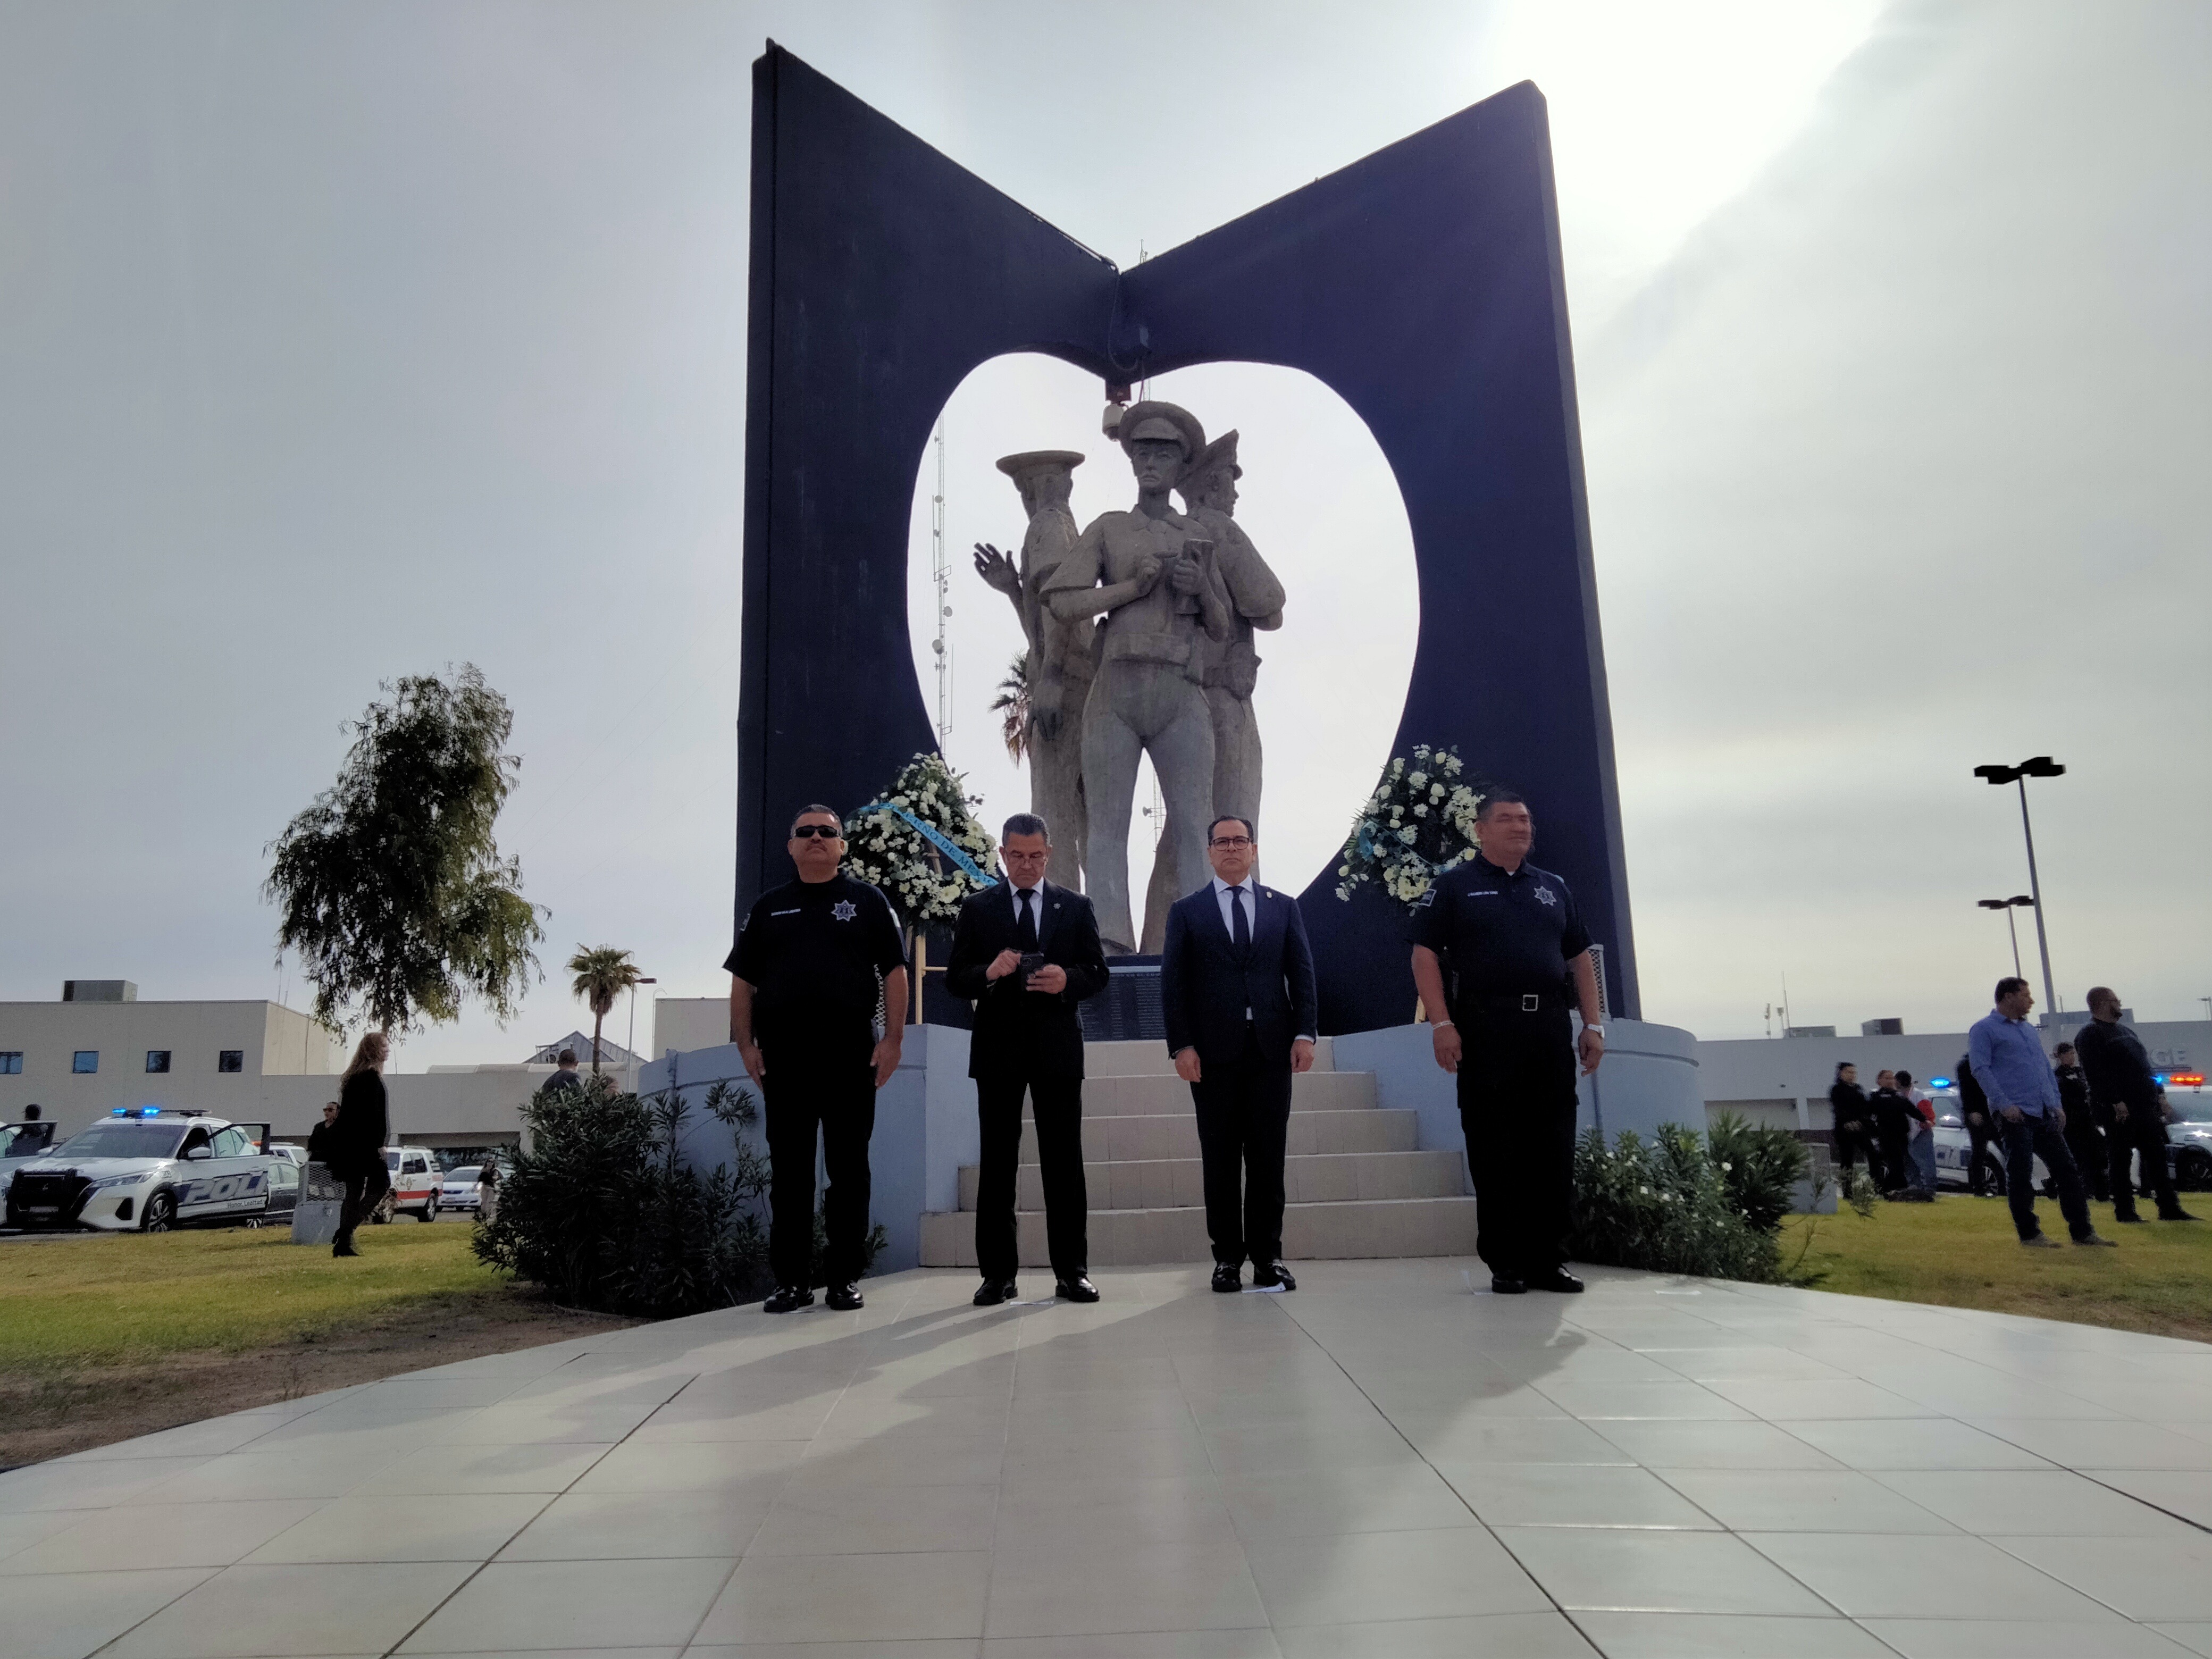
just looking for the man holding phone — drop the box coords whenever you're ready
[947,813,1110,1305]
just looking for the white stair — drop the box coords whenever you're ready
[918,1037,1478,1267]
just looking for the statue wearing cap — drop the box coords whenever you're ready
[1135,429,1286,951]
[1043,400,1235,954]
[971,450,1093,889]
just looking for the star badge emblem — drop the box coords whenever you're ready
[832,900,858,921]
[1535,887,1558,908]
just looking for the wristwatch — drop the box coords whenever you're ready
[1583,1025,1606,1039]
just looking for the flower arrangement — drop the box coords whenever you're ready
[842,752,999,931]
[1333,742,1490,907]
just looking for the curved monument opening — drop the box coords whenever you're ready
[906,354,1418,942]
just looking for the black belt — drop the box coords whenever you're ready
[1461,990,1573,1014]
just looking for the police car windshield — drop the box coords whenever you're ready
[53,1121,190,1160]
[2169,1095,2212,1125]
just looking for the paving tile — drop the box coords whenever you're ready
[980,1637,1281,1659]
[0,1496,322,1573]
[1875,1469,2195,1536]
[1531,1380,1754,1420]
[110,1560,475,1657]
[0,1507,81,1560]
[1783,1418,2055,1471]
[566,1437,806,1495]
[1996,1535,2212,1621]
[397,1555,734,1652]
[1201,1417,1421,1476]
[2150,1626,2212,1658]
[693,1644,982,1659]
[1395,1414,1634,1464]
[1856,1620,2196,1658]
[1698,1377,1933,1419]
[1243,1525,1551,1626]
[701,1549,991,1643]
[139,1447,397,1502]
[0,1565,216,1659]
[0,1454,208,1511]
[1271,1611,1598,1656]
[1496,1526,1833,1614]
[1595,1418,1846,1470]
[750,1481,998,1555]
[2087,1469,2212,1529]
[60,1413,291,1461]
[1442,1461,1717,1529]
[246,1492,550,1562]
[1972,1418,2212,1471]
[354,1439,614,1495]
[1220,1462,1478,1538]
[1572,1612,1893,1657]
[1745,1532,2116,1620]
[1657,1468,1956,1533]
[493,1486,773,1561]
[993,1473,1234,1547]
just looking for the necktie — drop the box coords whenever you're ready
[1015,889,1039,951]
[1231,884,1251,956]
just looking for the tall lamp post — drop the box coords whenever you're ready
[1976,895,2034,978]
[1973,756,2064,1021]
[626,976,658,1092]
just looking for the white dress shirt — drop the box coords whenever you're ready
[1208,875,1316,1043]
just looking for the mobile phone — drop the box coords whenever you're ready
[1019,953,1046,976]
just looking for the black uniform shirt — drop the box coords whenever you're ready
[2076,1018,2160,1112]
[1407,853,1591,1015]
[726,873,907,1055]
[2054,1062,2092,1120]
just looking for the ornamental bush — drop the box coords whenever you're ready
[1569,1120,1803,1284]
[1703,1110,1812,1235]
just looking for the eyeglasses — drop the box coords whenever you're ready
[790,825,843,840]
[1209,836,1254,849]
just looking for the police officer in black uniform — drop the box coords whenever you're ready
[1409,790,1606,1294]
[728,804,910,1313]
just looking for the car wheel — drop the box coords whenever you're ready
[142,1191,176,1233]
[421,1196,438,1223]
[2177,1149,2212,1192]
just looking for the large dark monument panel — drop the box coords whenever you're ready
[738,45,1638,1034]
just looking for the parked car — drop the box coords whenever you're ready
[372,1145,441,1223]
[3,1108,299,1233]
[438,1165,483,1213]
[2,1119,60,1177]
[266,1144,308,1168]
[2163,1089,2212,1191]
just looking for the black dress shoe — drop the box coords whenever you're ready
[1491,1274,1527,1294]
[1211,1262,1243,1293]
[763,1284,815,1313]
[1529,1268,1585,1293]
[1251,1261,1297,1292]
[2114,1213,2148,1224]
[973,1278,1017,1306]
[1055,1276,1100,1303]
[331,1238,359,1259]
[825,1282,865,1311]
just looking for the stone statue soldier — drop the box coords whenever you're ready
[1044,402,1233,955]
[1137,429,1286,951]
[971,450,1093,890]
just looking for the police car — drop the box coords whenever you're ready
[3,1107,300,1233]
[2160,1076,2212,1189]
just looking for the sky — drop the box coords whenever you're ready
[2,1,2206,1067]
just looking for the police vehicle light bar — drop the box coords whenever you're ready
[1929,1077,1951,1088]
[2170,1073,2205,1087]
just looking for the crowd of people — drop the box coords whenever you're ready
[1829,978,2194,1246]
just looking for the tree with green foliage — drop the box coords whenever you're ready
[264,664,543,1034]
[567,945,642,1075]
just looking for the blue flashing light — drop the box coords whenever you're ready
[111,1107,128,1115]
[1929,1077,1952,1088]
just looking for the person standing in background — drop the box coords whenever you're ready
[2052,1042,2110,1202]
[1956,1055,2005,1198]
[1869,1069,1912,1196]
[330,1033,391,1259]
[2076,987,2196,1225]
[306,1102,341,1171]
[1830,1063,1878,1182]
[1897,1070,1938,1201]
[1969,978,2110,1249]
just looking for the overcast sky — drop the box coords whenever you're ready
[2,1,2205,1067]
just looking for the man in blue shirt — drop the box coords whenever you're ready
[1967,976,2111,1249]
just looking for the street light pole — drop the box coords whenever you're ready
[626,977,658,1092]
[1977,895,2034,980]
[1975,758,2065,1023]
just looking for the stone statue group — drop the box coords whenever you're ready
[973,399,1286,956]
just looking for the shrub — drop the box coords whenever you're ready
[474,1076,771,1316]
[1570,1121,1791,1284]
[1703,1110,1811,1235]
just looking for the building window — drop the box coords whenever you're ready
[145,1050,172,1074]
[0,1052,21,1075]
[217,1050,244,1074]
[73,1051,98,1074]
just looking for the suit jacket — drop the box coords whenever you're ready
[1161,882,1319,1068]
[946,879,1109,1080]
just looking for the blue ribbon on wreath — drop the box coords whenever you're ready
[1353,821,1470,877]
[860,801,1000,888]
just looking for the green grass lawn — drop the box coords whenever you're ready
[1781,1192,2212,1343]
[0,1225,513,1367]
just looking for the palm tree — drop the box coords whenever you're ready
[566,946,642,1076]
[989,651,1032,763]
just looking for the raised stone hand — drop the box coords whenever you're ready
[1130,554,1163,597]
[971,542,1021,594]
[1169,550,1205,596]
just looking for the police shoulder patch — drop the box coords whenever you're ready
[1413,887,1438,909]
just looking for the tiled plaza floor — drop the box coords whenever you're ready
[10,1261,2212,1657]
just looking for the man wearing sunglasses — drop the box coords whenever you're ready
[727,806,909,1314]
[1160,816,1318,1293]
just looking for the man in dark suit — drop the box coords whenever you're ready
[947,813,1110,1305]
[1161,814,1319,1293]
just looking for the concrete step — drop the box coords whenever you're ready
[1020,1108,1419,1166]
[918,1194,1480,1267]
[1082,1070,1376,1116]
[958,1149,1467,1212]
[1083,1036,1337,1076]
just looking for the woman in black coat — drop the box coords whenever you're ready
[331,1033,391,1258]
